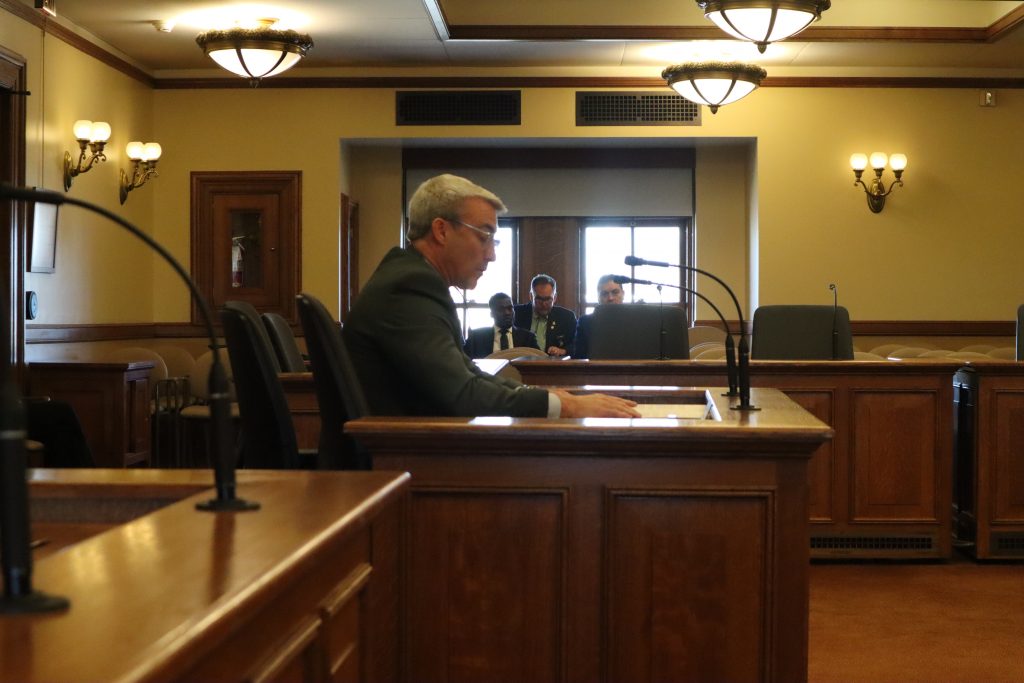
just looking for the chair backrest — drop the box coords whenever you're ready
[588,304,689,360]
[262,312,307,372]
[687,324,727,348]
[296,293,371,470]
[1017,304,1024,361]
[189,350,236,402]
[221,302,299,469]
[484,346,549,360]
[751,305,854,360]
[152,344,197,379]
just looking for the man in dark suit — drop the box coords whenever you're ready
[343,173,638,418]
[513,273,577,357]
[573,274,625,359]
[464,292,539,359]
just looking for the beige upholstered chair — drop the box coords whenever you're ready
[687,325,727,348]
[853,351,885,360]
[886,346,932,359]
[919,349,955,358]
[485,346,548,360]
[959,344,996,354]
[693,346,728,361]
[987,347,1017,360]
[867,343,905,358]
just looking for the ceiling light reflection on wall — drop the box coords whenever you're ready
[662,62,767,114]
[696,0,831,53]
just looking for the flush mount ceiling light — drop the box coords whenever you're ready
[196,19,313,85]
[695,0,831,53]
[662,62,767,114]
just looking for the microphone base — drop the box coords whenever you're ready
[731,403,761,412]
[195,497,261,512]
[0,590,70,614]
[722,390,740,397]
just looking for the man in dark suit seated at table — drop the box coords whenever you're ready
[464,292,539,359]
[343,173,638,418]
[573,274,626,359]
[513,273,577,357]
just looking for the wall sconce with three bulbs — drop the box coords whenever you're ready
[119,141,162,204]
[849,152,907,213]
[63,119,111,191]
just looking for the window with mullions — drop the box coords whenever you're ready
[582,218,692,318]
[450,222,517,337]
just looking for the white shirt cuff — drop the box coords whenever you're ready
[546,392,561,418]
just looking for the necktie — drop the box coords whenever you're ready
[500,328,510,350]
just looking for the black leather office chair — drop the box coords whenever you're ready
[261,312,307,372]
[751,304,854,360]
[588,304,689,360]
[296,293,371,470]
[1016,304,1024,361]
[221,301,300,469]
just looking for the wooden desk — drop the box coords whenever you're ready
[347,388,831,683]
[515,359,958,559]
[4,468,408,683]
[29,361,154,467]
[954,360,1024,558]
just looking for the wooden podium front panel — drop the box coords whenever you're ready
[607,490,771,683]
[349,388,827,683]
[990,390,1024,523]
[784,390,836,523]
[409,489,564,682]
[851,390,940,522]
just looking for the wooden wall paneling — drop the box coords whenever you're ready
[784,390,837,523]
[990,390,1024,522]
[967,366,1024,559]
[606,489,771,683]
[517,218,581,313]
[850,390,939,523]
[407,488,566,682]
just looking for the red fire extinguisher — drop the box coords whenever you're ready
[231,236,244,288]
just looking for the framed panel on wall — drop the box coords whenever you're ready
[27,198,58,273]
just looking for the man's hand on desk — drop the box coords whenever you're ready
[547,345,567,357]
[553,389,641,418]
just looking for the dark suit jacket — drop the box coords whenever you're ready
[343,247,549,417]
[573,313,594,359]
[463,326,539,359]
[513,303,577,355]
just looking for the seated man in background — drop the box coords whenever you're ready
[343,173,638,418]
[464,292,539,359]
[573,274,626,359]
[513,273,577,357]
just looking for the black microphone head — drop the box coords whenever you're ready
[624,255,644,267]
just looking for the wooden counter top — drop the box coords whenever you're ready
[346,387,832,453]
[4,469,409,683]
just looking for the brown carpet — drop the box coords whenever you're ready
[809,554,1024,682]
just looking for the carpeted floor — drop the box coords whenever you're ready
[809,553,1024,682]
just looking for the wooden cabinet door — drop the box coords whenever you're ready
[192,171,301,323]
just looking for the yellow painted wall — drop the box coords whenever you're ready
[14,27,156,324]
[7,8,1024,329]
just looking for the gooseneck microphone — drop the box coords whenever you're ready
[0,184,257,518]
[829,283,839,361]
[624,255,757,410]
[615,276,738,396]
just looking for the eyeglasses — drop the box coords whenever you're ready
[452,219,501,248]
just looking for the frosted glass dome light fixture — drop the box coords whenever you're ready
[850,152,908,213]
[696,0,831,53]
[196,19,313,85]
[662,62,767,114]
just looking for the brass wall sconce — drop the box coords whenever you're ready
[850,152,907,213]
[119,141,162,204]
[63,119,111,191]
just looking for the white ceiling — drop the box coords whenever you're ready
[17,0,1024,78]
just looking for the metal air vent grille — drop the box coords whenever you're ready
[811,535,934,552]
[396,90,521,126]
[576,91,700,126]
